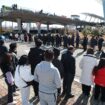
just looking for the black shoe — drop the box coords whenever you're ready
[64,94,74,100]
[68,94,74,98]
[60,91,65,97]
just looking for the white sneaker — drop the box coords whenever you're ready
[13,97,17,101]
[7,101,17,105]
[13,92,19,96]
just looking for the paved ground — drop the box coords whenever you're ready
[0,41,101,105]
[0,70,95,105]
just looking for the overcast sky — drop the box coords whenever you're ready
[0,0,103,17]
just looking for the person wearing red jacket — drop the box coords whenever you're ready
[93,51,105,105]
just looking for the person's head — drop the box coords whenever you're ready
[97,51,105,69]
[35,38,42,47]
[86,48,94,54]
[67,45,74,54]
[0,40,4,46]
[44,50,54,61]
[53,48,60,58]
[18,55,29,65]
[3,53,12,64]
[9,43,17,53]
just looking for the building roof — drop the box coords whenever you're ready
[82,13,104,21]
[0,9,100,26]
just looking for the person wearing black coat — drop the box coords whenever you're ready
[63,35,68,48]
[82,36,88,51]
[61,46,75,100]
[52,48,64,78]
[97,36,104,51]
[76,32,80,48]
[9,43,18,94]
[1,53,16,104]
[71,34,75,46]
[28,38,44,97]
[0,39,8,72]
[90,36,97,49]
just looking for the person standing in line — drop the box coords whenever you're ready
[92,52,105,105]
[9,43,18,77]
[9,43,18,95]
[28,38,44,97]
[34,50,61,105]
[79,48,97,97]
[15,55,34,105]
[52,48,64,79]
[0,39,8,68]
[0,38,8,68]
[0,40,16,105]
[90,36,97,50]
[61,46,75,100]
[82,35,88,52]
[2,53,16,105]
[71,34,75,46]
[97,36,104,52]
[75,31,80,48]
[63,35,68,48]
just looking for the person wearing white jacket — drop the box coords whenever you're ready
[15,55,34,105]
[79,48,98,97]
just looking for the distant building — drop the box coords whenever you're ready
[71,15,80,20]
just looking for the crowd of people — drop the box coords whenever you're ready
[0,33,105,105]
[8,31,104,52]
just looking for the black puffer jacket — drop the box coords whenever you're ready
[61,51,76,75]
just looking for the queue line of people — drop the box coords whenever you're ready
[8,31,105,52]
[0,36,105,105]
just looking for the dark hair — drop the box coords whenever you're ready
[10,43,17,49]
[9,43,17,51]
[97,59,105,69]
[87,48,94,54]
[67,45,74,51]
[53,48,60,58]
[44,50,54,61]
[35,38,42,47]
[3,53,12,64]
[97,52,105,69]
[18,55,29,65]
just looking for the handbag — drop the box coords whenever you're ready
[6,71,14,85]
[18,66,34,86]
